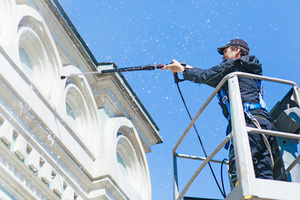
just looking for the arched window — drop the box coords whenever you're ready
[110,118,151,199]
[62,67,100,151]
[17,14,62,105]
[116,134,137,184]
[18,27,44,81]
[64,83,88,138]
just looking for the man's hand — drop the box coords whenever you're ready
[161,59,185,74]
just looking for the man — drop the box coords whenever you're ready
[162,39,274,187]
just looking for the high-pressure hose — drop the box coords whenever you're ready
[173,63,227,198]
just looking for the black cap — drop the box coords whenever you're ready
[217,39,249,55]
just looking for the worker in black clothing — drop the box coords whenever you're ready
[161,39,274,187]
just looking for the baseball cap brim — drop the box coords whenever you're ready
[217,46,229,55]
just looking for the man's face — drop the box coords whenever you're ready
[222,47,241,60]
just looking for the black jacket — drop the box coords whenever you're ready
[183,55,269,119]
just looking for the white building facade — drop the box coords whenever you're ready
[0,0,162,199]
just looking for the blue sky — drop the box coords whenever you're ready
[59,1,300,199]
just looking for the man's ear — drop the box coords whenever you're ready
[234,47,241,57]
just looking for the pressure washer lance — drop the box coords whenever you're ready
[60,64,166,80]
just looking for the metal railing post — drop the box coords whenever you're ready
[173,154,179,200]
[228,75,256,196]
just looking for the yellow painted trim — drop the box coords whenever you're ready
[244,195,252,199]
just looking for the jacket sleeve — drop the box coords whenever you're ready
[183,59,235,88]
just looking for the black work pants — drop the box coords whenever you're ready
[228,116,274,187]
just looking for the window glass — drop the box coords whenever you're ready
[19,47,33,77]
[117,152,128,176]
[66,102,76,129]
